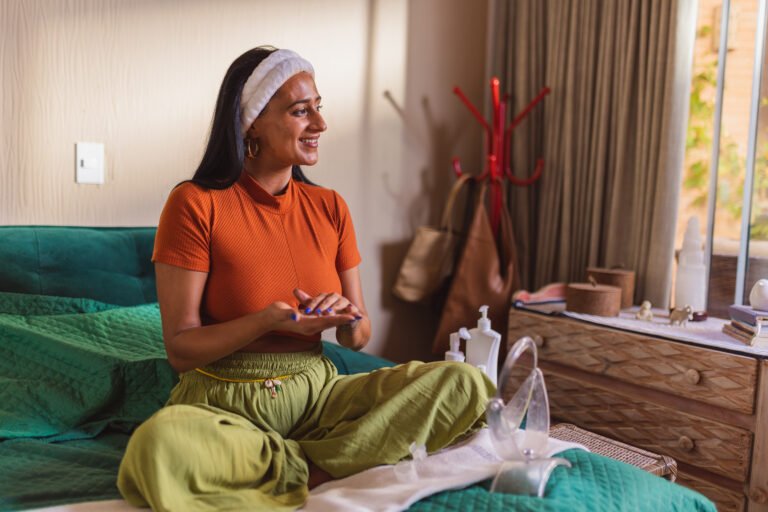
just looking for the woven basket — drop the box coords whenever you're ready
[550,423,678,481]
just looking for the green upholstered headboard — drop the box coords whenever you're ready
[0,226,157,306]
[0,225,395,372]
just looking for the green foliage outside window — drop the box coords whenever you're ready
[683,25,768,241]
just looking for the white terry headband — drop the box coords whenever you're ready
[240,49,315,137]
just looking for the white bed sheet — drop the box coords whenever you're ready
[29,501,132,512]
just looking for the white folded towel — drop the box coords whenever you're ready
[303,428,587,512]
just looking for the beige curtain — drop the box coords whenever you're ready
[489,0,697,307]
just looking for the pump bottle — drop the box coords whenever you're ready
[444,330,466,362]
[464,305,501,387]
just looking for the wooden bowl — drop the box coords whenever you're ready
[566,282,622,316]
[586,267,636,309]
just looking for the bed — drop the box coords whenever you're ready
[0,226,715,512]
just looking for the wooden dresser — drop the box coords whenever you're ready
[506,307,768,512]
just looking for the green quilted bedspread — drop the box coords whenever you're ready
[0,292,715,511]
[0,293,174,443]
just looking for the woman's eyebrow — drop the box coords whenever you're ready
[287,96,322,108]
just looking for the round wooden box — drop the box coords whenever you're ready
[586,267,636,309]
[566,282,622,316]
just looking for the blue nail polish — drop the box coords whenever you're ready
[325,308,333,313]
[354,315,363,320]
[314,308,323,314]
[290,313,298,321]
[305,307,313,314]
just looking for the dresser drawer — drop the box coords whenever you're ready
[541,371,753,481]
[507,309,759,414]
[677,471,745,512]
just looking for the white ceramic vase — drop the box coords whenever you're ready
[749,279,768,311]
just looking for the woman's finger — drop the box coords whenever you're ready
[338,303,362,318]
[315,294,347,314]
[293,288,315,311]
[301,293,327,315]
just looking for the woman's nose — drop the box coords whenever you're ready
[310,110,327,132]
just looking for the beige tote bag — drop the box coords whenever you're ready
[392,175,472,303]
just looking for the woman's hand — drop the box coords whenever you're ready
[293,286,369,350]
[292,288,362,318]
[267,300,357,336]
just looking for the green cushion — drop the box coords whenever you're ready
[322,341,395,373]
[0,227,156,306]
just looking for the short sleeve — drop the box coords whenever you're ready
[152,182,211,272]
[333,191,362,272]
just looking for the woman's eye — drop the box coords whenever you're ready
[292,105,321,117]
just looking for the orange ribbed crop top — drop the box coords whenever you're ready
[152,172,361,340]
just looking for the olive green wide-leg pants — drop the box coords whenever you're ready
[117,347,494,511]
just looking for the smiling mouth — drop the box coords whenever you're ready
[299,137,319,148]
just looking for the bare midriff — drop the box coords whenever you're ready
[239,334,320,353]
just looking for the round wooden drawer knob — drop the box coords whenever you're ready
[532,335,545,348]
[684,369,701,385]
[677,436,695,452]
[749,487,768,504]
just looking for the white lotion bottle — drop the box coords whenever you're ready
[464,305,501,387]
[675,216,707,312]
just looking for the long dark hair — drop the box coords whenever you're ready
[190,46,315,189]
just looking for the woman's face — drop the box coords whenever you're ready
[247,71,327,168]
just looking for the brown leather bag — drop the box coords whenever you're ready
[432,183,520,354]
[392,175,472,303]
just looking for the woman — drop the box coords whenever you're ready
[117,46,494,512]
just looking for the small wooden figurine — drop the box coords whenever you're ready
[635,300,653,321]
[669,305,693,326]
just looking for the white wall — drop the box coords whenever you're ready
[0,0,374,224]
[368,0,490,362]
[0,0,488,361]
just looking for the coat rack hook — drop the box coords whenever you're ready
[383,90,407,121]
[452,157,464,178]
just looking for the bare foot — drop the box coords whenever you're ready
[307,461,334,489]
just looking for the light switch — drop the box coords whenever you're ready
[75,142,104,184]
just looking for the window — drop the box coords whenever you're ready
[676,0,768,317]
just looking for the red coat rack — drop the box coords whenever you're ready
[452,78,550,235]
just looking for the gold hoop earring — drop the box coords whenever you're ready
[246,139,258,158]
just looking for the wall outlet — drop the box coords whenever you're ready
[75,142,104,184]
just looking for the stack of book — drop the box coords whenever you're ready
[722,304,768,347]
